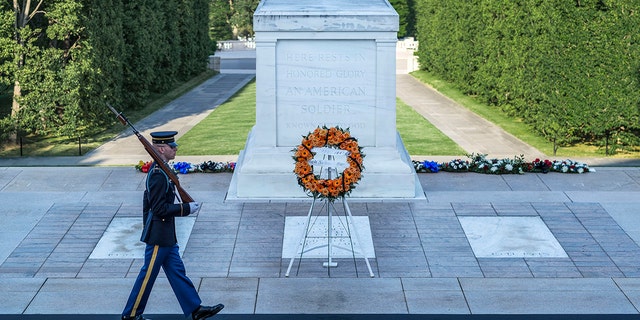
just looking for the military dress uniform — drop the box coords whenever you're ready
[122,131,223,320]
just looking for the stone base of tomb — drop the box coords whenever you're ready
[227,128,424,201]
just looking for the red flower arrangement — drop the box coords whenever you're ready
[136,160,153,173]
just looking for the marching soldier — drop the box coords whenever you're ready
[121,131,224,320]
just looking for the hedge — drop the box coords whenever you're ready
[0,0,210,140]
[415,0,640,154]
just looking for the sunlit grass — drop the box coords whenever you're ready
[178,80,256,155]
[396,98,465,156]
[178,79,465,156]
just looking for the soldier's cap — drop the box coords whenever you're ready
[150,131,178,147]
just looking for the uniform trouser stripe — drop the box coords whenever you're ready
[129,245,159,317]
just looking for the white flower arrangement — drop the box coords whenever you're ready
[467,153,527,174]
[551,159,593,174]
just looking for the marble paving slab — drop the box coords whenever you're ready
[89,217,195,259]
[282,216,375,258]
[459,216,567,258]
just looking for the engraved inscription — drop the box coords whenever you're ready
[301,104,350,114]
[276,40,376,146]
[285,86,366,96]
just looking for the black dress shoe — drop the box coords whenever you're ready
[192,304,224,320]
[122,315,149,320]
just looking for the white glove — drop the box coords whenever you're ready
[189,202,201,215]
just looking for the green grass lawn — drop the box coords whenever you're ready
[396,98,465,156]
[178,80,464,156]
[178,80,256,155]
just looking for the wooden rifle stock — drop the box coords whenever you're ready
[107,103,194,203]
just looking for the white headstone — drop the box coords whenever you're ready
[228,0,424,200]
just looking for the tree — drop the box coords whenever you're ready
[1,0,211,148]
[0,6,16,89]
[389,0,415,38]
[229,0,258,38]
[178,0,210,77]
[210,0,233,48]
[10,0,45,121]
[4,0,90,138]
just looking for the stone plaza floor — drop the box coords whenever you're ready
[1,166,640,317]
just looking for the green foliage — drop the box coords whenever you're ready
[415,0,640,155]
[80,0,125,124]
[121,0,156,107]
[0,0,211,146]
[0,6,17,88]
[179,0,211,78]
[7,0,87,138]
[389,0,416,38]
[210,0,234,47]
[229,0,259,38]
[154,0,182,91]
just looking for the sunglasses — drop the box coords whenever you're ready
[159,144,178,150]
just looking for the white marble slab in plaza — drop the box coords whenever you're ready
[89,217,196,259]
[459,216,568,258]
[282,216,375,259]
[228,0,423,200]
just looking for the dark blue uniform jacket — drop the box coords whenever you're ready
[141,164,191,247]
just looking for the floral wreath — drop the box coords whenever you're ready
[293,126,364,201]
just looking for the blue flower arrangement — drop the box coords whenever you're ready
[172,161,193,174]
[412,160,439,173]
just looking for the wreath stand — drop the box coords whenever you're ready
[285,155,374,278]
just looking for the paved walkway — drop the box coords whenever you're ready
[396,75,546,160]
[1,52,640,317]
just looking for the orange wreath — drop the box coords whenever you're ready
[293,126,364,201]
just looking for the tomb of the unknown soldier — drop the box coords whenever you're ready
[228,0,423,200]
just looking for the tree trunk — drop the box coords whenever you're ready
[11,0,43,142]
[8,80,21,144]
[11,80,21,117]
[605,131,610,156]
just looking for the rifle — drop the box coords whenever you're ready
[107,103,195,203]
